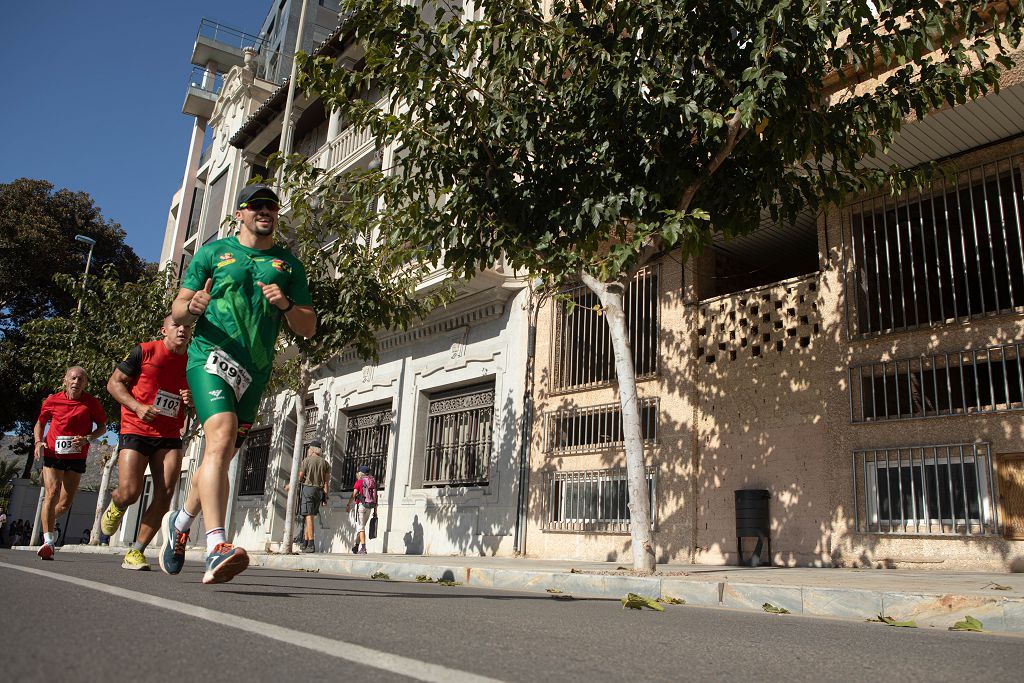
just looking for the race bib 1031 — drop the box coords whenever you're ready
[53,436,81,455]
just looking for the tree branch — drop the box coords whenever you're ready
[676,108,747,214]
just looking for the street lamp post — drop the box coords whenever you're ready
[74,234,96,315]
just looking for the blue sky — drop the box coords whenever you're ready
[0,1,274,263]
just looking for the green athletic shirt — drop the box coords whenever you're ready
[182,235,312,382]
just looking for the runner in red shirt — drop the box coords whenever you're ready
[101,315,193,571]
[32,366,106,560]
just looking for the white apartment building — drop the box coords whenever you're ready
[146,5,532,557]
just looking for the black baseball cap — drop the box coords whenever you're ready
[237,184,280,208]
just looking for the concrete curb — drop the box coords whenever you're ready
[26,545,1024,636]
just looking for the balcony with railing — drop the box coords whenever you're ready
[183,66,224,119]
[307,125,376,175]
[192,19,266,71]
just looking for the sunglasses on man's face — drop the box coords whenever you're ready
[240,199,279,212]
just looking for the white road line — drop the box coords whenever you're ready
[0,561,507,683]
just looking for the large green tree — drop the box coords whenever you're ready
[0,178,147,435]
[303,0,1024,570]
[21,264,173,441]
[266,157,447,552]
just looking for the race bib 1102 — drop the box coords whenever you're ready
[204,349,252,401]
[153,389,182,418]
[53,436,80,455]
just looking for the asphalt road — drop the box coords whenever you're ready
[1,549,1019,683]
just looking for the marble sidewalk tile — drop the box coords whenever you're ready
[881,592,1006,632]
[722,582,803,614]
[802,587,882,619]
[659,579,722,606]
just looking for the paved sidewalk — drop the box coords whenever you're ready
[19,544,1024,635]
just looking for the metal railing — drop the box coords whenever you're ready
[844,154,1024,337]
[423,385,494,487]
[337,406,393,490]
[542,466,656,533]
[852,442,998,536]
[552,266,659,391]
[849,341,1024,422]
[239,427,273,496]
[544,398,659,454]
[308,125,376,174]
[188,65,224,95]
[196,19,268,53]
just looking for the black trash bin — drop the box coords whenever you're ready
[735,489,771,567]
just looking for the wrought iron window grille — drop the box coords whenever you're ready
[337,405,393,491]
[544,398,659,454]
[551,266,660,392]
[542,466,657,533]
[849,341,1024,422]
[422,384,495,487]
[239,427,273,496]
[843,154,1024,338]
[852,443,999,536]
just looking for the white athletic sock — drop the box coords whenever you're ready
[174,508,197,534]
[43,532,56,546]
[206,527,226,552]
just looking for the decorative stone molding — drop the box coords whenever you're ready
[427,389,495,415]
[337,299,506,365]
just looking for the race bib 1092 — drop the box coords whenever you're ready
[204,349,253,401]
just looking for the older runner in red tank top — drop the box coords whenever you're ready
[32,366,106,560]
[101,315,194,571]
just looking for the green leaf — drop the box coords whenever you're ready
[762,603,790,614]
[416,575,435,583]
[873,614,918,628]
[657,597,685,605]
[949,616,984,632]
[370,571,390,580]
[621,593,664,611]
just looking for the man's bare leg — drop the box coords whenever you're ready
[137,449,183,547]
[41,467,64,535]
[194,412,237,532]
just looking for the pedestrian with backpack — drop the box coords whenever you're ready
[345,465,377,554]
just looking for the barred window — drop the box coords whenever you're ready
[846,155,1024,336]
[239,427,272,496]
[850,342,1024,421]
[543,467,656,533]
[336,405,393,491]
[553,267,659,391]
[423,383,494,487]
[852,443,998,536]
[544,398,659,454]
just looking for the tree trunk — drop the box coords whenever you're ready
[89,444,119,545]
[580,272,656,573]
[280,357,312,554]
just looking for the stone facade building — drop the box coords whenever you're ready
[523,58,1024,571]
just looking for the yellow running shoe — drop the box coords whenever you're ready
[122,548,151,571]
[101,501,126,535]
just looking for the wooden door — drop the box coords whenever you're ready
[998,454,1024,540]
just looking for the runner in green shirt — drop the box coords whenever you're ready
[167,184,316,584]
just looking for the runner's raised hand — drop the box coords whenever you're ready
[188,278,213,316]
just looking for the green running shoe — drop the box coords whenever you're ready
[158,510,189,576]
[202,543,249,585]
[121,548,151,571]
[100,501,126,535]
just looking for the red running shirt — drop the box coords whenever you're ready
[117,340,189,439]
[38,391,106,460]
